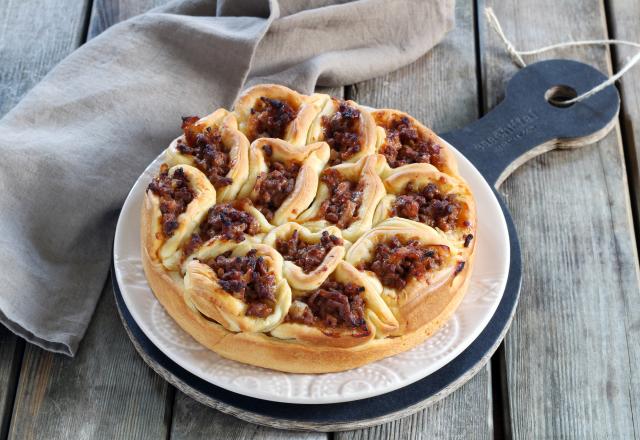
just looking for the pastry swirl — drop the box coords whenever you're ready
[141,85,477,373]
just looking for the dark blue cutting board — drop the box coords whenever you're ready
[112,59,619,431]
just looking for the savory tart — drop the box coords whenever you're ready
[141,85,477,373]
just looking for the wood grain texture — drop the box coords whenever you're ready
[170,391,327,439]
[480,0,640,438]
[0,0,90,435]
[607,2,640,436]
[338,1,493,438]
[608,0,640,252]
[5,2,177,439]
[9,280,171,440]
[0,0,90,117]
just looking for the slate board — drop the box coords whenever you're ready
[112,59,620,431]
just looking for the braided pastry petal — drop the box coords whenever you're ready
[238,138,330,225]
[165,109,249,202]
[233,84,327,146]
[184,242,291,333]
[270,261,398,348]
[142,164,216,271]
[297,154,386,241]
[263,223,348,291]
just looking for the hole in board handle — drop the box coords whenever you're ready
[545,85,578,108]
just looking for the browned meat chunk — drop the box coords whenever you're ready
[317,168,363,229]
[392,182,462,231]
[253,157,301,221]
[322,101,362,165]
[206,249,276,318]
[276,230,343,273]
[380,116,445,169]
[183,202,260,255]
[177,116,233,189]
[360,237,446,289]
[148,164,194,237]
[247,97,297,141]
[286,278,368,333]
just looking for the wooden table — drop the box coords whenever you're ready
[1,0,639,438]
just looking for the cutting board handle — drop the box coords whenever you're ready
[440,59,620,188]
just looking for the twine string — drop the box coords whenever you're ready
[484,7,640,105]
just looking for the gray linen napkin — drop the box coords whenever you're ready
[0,0,454,355]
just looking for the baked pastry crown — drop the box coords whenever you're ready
[141,84,477,373]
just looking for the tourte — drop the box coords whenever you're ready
[141,84,477,373]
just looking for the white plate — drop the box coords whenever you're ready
[113,138,509,405]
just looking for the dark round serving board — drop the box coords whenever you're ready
[112,59,619,431]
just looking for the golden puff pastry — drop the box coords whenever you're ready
[270,261,399,348]
[183,241,291,333]
[142,164,216,271]
[372,109,458,177]
[233,83,327,145]
[177,199,274,273]
[141,84,477,373]
[374,163,476,251]
[164,109,249,202]
[307,96,378,165]
[296,154,386,242]
[345,218,472,335]
[263,223,348,291]
[237,138,330,225]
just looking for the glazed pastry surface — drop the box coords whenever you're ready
[141,84,477,373]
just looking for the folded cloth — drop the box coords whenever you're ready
[0,0,454,355]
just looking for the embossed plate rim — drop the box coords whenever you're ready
[113,137,509,404]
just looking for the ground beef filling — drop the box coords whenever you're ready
[183,203,260,255]
[322,101,362,165]
[317,169,363,229]
[206,250,276,318]
[253,158,301,221]
[380,116,445,169]
[276,230,343,273]
[177,116,233,189]
[391,182,463,231]
[148,165,194,237]
[286,278,368,333]
[359,237,446,290]
[248,97,297,141]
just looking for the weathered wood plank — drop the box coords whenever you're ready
[0,0,91,436]
[9,279,171,440]
[170,391,327,440]
[0,0,90,117]
[480,0,640,438]
[6,1,179,439]
[0,332,22,440]
[338,1,493,438]
[607,2,640,436]
[607,0,640,233]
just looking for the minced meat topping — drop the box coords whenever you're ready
[359,237,446,289]
[206,249,276,318]
[391,182,463,231]
[148,164,194,237]
[183,202,261,256]
[317,168,363,229]
[177,116,233,189]
[322,101,362,165]
[286,278,368,332]
[247,97,297,141]
[379,116,445,169]
[253,157,301,221]
[275,230,343,273]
